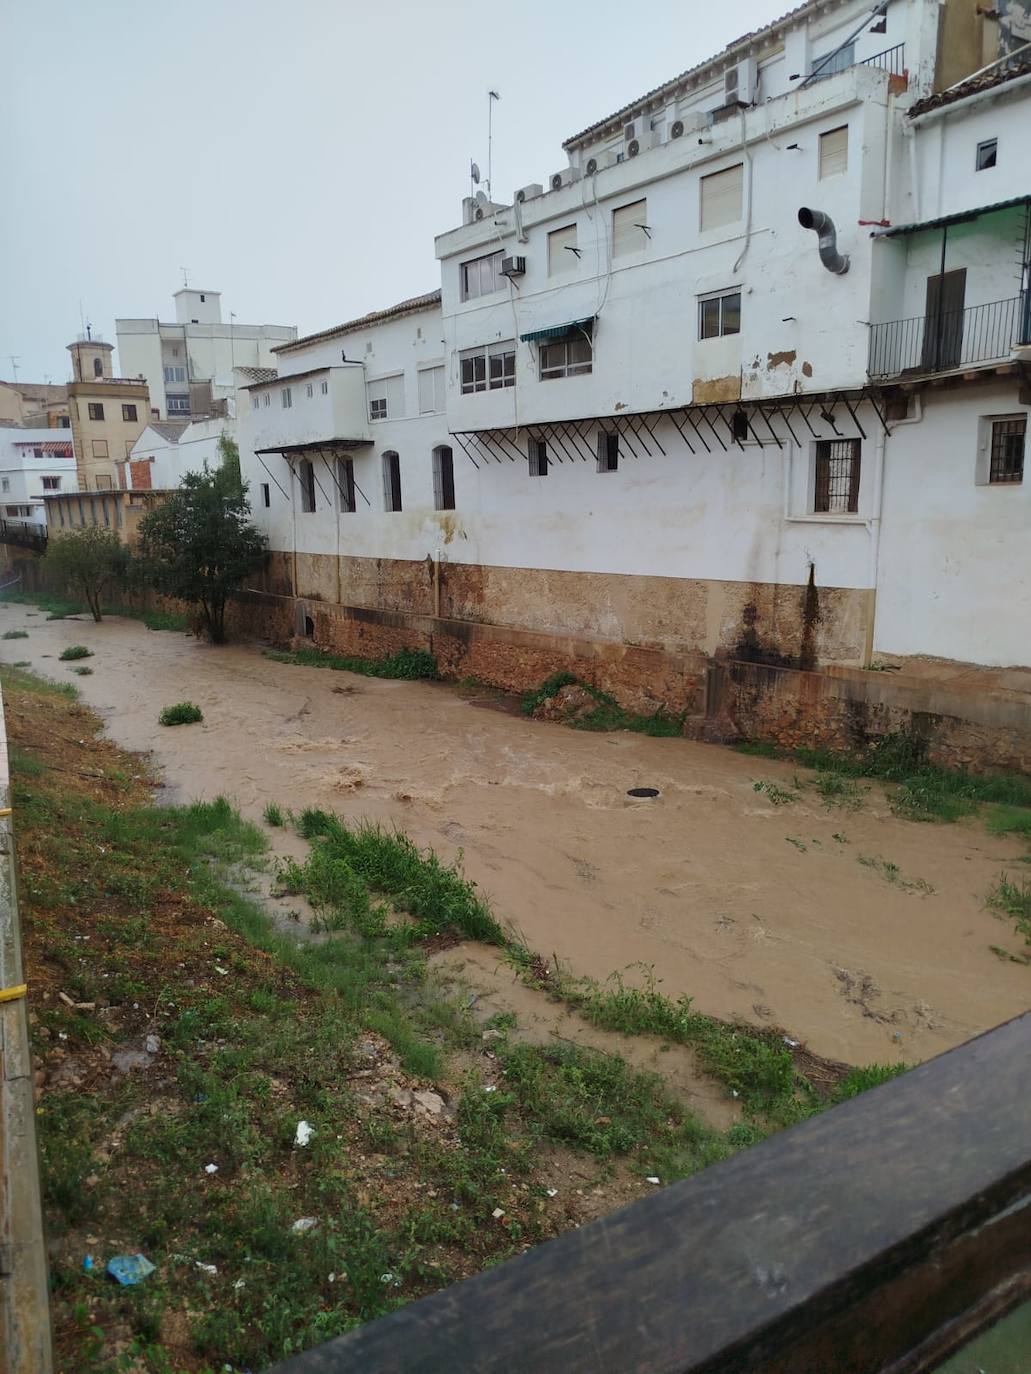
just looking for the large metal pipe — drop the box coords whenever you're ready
[798,207,850,274]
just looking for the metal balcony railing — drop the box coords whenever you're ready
[868,293,1030,378]
[0,521,47,555]
[858,42,906,76]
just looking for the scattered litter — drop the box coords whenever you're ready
[294,1120,314,1147]
[107,1254,156,1286]
[491,1207,505,1220]
[233,1279,246,1291]
[483,1085,497,1093]
[645,1177,661,1185]
[145,1034,161,1054]
[783,1037,799,1049]
[82,1255,94,1272]
[195,1262,218,1276]
[57,1032,68,1041]
[546,1189,558,1198]
[466,994,479,1008]
[327,1272,336,1284]
[380,1273,394,1284]
[731,1089,740,1098]
[214,965,229,976]
[291,1217,318,1234]
[59,991,96,1011]
[204,1163,219,1175]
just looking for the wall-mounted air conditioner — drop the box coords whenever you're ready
[724,57,757,106]
[549,167,582,192]
[584,149,619,176]
[515,183,543,204]
[623,121,637,141]
[626,130,661,158]
[670,111,708,139]
[501,255,526,277]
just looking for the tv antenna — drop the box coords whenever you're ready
[180,266,190,288]
[6,356,20,383]
[487,90,500,199]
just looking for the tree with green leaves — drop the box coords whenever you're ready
[43,524,126,623]
[134,458,267,644]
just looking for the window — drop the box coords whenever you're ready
[613,199,648,256]
[298,459,316,512]
[92,439,109,459]
[122,403,138,421]
[262,393,271,408]
[988,416,1025,483]
[418,365,446,414]
[93,357,103,377]
[814,439,861,513]
[33,448,43,458]
[540,330,593,380]
[460,342,515,394]
[95,475,113,491]
[306,382,314,398]
[261,482,270,507]
[731,410,749,443]
[528,438,548,476]
[700,164,743,231]
[252,393,260,410]
[163,366,186,383]
[172,347,179,357]
[699,289,741,339]
[460,251,504,301]
[200,293,205,302]
[597,431,619,472]
[382,451,402,512]
[432,446,455,510]
[337,456,356,513]
[41,476,61,491]
[320,379,328,395]
[819,126,848,179]
[548,224,578,276]
[281,387,292,409]
[88,402,105,421]
[168,396,190,414]
[367,374,403,421]
[0,479,7,492]
[976,138,997,171]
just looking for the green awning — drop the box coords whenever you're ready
[519,317,594,343]
[873,195,1031,238]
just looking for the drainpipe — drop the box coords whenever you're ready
[797,208,850,274]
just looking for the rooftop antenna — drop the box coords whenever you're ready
[180,266,190,288]
[487,90,500,199]
[6,356,20,383]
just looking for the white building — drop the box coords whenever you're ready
[238,0,1031,699]
[0,430,76,527]
[116,290,297,422]
[125,415,236,491]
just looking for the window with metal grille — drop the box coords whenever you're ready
[432,446,455,510]
[298,459,316,513]
[382,451,402,511]
[337,456,356,512]
[989,417,1025,483]
[814,439,861,512]
[597,431,618,472]
[528,438,548,477]
[281,387,292,409]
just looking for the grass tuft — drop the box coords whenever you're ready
[158,701,203,726]
[522,673,685,737]
[266,646,439,680]
[263,801,285,827]
[58,645,92,661]
[70,666,93,676]
[753,779,797,806]
[2,628,29,640]
[986,874,1031,945]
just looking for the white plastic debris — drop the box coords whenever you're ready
[233,1279,245,1291]
[145,1035,161,1054]
[291,1217,318,1234]
[294,1120,314,1147]
[483,1085,497,1093]
[546,1188,558,1198]
[195,1262,218,1275]
[646,1177,661,1185]
[783,1037,800,1048]
[214,965,229,976]
[380,1273,394,1284]
[327,1272,336,1284]
[491,1207,505,1220]
[204,1163,219,1175]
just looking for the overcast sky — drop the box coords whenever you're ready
[1,0,791,383]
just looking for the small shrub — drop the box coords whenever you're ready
[832,1063,908,1102]
[2,629,28,640]
[987,874,1031,944]
[263,802,284,827]
[58,645,92,661]
[71,666,93,676]
[159,701,203,727]
[521,671,578,717]
[753,779,797,807]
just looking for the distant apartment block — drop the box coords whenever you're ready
[66,338,150,491]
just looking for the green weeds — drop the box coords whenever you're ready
[986,874,1031,945]
[753,779,797,806]
[858,853,935,894]
[71,666,93,676]
[263,801,285,827]
[522,673,685,737]
[58,645,92,661]
[266,646,440,680]
[2,628,29,640]
[158,701,203,726]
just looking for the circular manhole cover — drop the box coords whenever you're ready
[627,787,660,798]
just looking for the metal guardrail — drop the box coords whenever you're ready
[0,522,47,556]
[269,1014,1031,1374]
[869,293,1029,378]
[858,42,906,76]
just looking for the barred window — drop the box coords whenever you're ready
[989,416,1025,484]
[814,439,861,513]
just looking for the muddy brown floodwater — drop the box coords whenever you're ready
[4,603,1029,1078]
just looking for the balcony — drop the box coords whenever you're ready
[247,365,372,456]
[868,294,1030,379]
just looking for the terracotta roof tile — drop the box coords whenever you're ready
[275,291,441,355]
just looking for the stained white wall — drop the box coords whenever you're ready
[0,431,77,525]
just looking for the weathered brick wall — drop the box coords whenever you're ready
[716,660,1031,775]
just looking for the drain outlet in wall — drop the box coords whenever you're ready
[627,787,660,799]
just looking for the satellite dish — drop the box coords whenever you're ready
[474,190,488,205]
[470,161,481,184]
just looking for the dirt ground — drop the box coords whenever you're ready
[3,602,1028,1071]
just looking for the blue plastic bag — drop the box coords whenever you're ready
[106,1254,156,1286]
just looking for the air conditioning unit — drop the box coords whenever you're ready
[584,149,619,176]
[626,130,661,158]
[724,57,757,106]
[549,167,581,192]
[501,255,526,277]
[670,110,708,139]
[515,182,543,204]
[623,121,637,141]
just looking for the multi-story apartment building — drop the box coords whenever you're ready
[66,339,150,492]
[0,381,69,429]
[0,430,75,527]
[238,0,1030,714]
[116,289,297,421]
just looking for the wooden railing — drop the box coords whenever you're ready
[269,1014,1031,1373]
